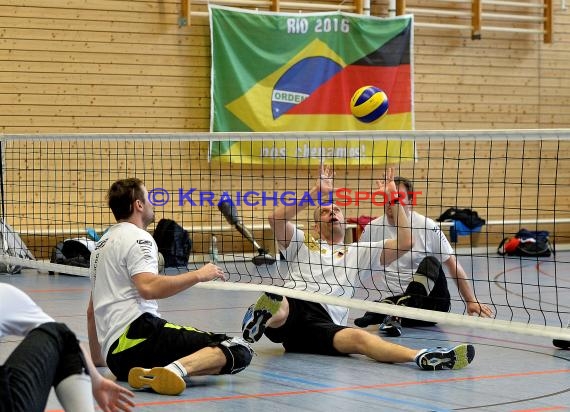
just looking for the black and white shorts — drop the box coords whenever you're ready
[264,297,348,356]
[106,312,231,380]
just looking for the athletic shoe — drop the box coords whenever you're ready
[242,293,283,343]
[379,316,402,337]
[128,366,186,395]
[553,322,570,349]
[415,344,475,371]
[354,311,386,328]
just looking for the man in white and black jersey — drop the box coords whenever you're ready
[354,176,493,336]
[241,166,476,371]
[87,178,253,396]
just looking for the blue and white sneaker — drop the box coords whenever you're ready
[415,344,475,370]
[242,293,283,343]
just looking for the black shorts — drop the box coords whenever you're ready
[106,313,230,380]
[264,298,348,356]
[0,323,84,412]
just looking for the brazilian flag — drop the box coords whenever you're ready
[209,6,414,165]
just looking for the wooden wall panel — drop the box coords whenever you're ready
[0,0,569,257]
[1,0,569,132]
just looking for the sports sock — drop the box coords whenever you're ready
[55,373,95,412]
[164,360,187,377]
[414,349,428,363]
[411,273,434,292]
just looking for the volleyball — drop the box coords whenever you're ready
[350,86,389,123]
[158,251,165,274]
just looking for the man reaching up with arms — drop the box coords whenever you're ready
[242,166,476,371]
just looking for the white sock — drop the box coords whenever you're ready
[414,349,428,363]
[412,273,435,292]
[55,373,95,412]
[164,360,187,377]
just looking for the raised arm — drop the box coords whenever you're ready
[379,168,414,265]
[269,164,335,249]
[445,256,494,317]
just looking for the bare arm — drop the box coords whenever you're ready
[269,164,334,249]
[80,344,135,412]
[132,263,225,300]
[381,202,414,265]
[445,256,493,317]
[268,204,304,251]
[376,168,414,266]
[87,295,106,367]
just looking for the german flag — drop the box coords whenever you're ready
[210,6,414,164]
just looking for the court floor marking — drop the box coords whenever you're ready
[45,368,570,410]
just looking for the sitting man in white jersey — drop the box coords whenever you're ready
[241,165,476,371]
[354,176,493,336]
[87,178,253,396]
[0,283,134,412]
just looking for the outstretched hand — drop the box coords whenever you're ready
[467,301,494,318]
[376,167,398,199]
[92,375,135,412]
[316,164,335,195]
[197,262,226,282]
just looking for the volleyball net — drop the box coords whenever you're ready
[1,130,569,339]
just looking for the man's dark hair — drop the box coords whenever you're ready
[107,178,146,221]
[394,176,414,201]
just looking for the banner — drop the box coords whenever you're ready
[209,6,414,164]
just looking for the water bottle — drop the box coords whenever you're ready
[209,235,219,264]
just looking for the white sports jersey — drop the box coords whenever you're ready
[359,212,453,294]
[0,283,54,338]
[281,227,385,326]
[90,222,160,358]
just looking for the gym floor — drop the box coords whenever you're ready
[1,251,569,412]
